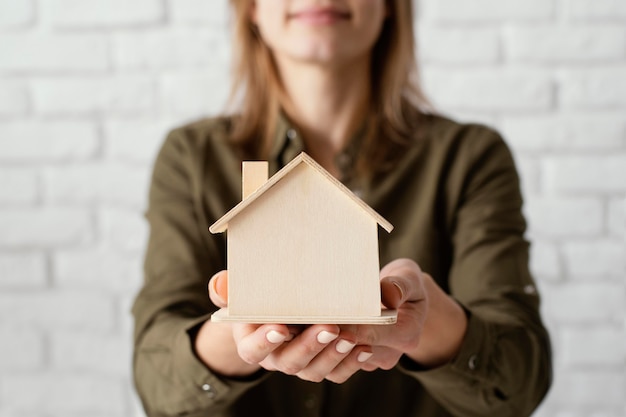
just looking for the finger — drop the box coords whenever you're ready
[379,259,426,309]
[208,270,228,307]
[294,335,359,382]
[266,324,341,377]
[362,346,403,371]
[324,346,373,384]
[233,323,290,365]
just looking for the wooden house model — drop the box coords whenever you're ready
[209,152,396,324]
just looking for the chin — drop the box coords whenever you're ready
[291,42,343,63]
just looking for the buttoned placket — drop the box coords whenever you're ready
[201,382,217,399]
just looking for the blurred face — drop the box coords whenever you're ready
[252,0,387,67]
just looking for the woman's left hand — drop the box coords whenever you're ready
[324,258,468,383]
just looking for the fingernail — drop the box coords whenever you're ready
[392,281,404,299]
[336,339,356,354]
[266,330,286,344]
[357,351,373,363]
[317,330,339,344]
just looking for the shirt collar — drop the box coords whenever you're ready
[269,111,366,183]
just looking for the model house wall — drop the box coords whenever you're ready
[210,153,395,324]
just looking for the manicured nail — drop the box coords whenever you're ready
[336,339,356,354]
[392,281,404,300]
[317,331,339,344]
[266,330,286,344]
[357,351,373,363]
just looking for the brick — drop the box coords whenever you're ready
[0,81,28,116]
[506,26,626,62]
[51,332,131,376]
[0,327,44,370]
[0,34,108,72]
[54,248,142,293]
[0,0,34,27]
[514,155,541,197]
[112,28,229,71]
[443,110,499,128]
[0,291,114,330]
[160,72,230,118]
[562,240,625,279]
[104,118,173,164]
[0,208,93,248]
[542,412,620,417]
[100,208,148,253]
[0,121,98,161]
[0,169,38,204]
[560,67,626,108]
[423,69,552,111]
[568,0,626,20]
[561,325,625,366]
[542,282,623,323]
[49,0,164,28]
[529,241,561,281]
[0,374,126,414]
[32,76,155,116]
[548,370,624,407]
[501,113,625,153]
[607,198,625,238]
[44,163,150,209]
[417,26,500,65]
[130,391,147,417]
[169,0,229,25]
[0,253,46,288]
[525,197,603,238]
[421,0,555,22]
[119,295,135,335]
[545,155,626,193]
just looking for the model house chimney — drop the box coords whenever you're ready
[242,161,268,200]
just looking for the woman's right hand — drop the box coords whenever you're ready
[203,270,370,382]
[192,271,263,378]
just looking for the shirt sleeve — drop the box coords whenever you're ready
[398,128,552,416]
[132,128,264,416]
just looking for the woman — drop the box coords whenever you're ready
[132,1,552,416]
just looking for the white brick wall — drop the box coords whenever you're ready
[0,1,624,416]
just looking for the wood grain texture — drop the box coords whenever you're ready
[210,152,394,323]
[242,161,268,200]
[210,153,393,234]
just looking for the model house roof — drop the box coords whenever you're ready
[209,152,394,234]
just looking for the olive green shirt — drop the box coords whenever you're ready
[132,113,552,417]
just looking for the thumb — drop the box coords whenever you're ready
[208,270,228,308]
[379,259,426,309]
[380,277,406,309]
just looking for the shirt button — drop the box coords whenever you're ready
[524,284,537,295]
[201,383,216,398]
[286,128,297,140]
[468,354,478,371]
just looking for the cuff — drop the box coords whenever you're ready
[172,315,268,407]
[398,309,495,389]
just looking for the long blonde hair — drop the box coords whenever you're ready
[227,0,430,173]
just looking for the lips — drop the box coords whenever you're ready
[289,7,351,24]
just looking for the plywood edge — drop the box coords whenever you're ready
[297,153,394,233]
[211,308,397,325]
[209,154,308,233]
[209,152,394,234]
